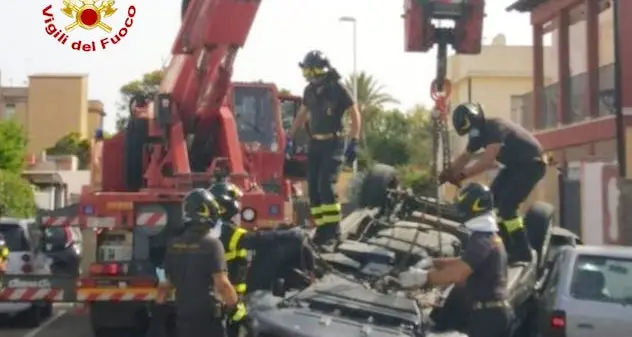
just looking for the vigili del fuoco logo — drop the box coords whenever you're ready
[42,0,137,52]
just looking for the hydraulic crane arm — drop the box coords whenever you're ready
[143,0,262,188]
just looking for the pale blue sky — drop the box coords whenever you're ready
[0,0,532,132]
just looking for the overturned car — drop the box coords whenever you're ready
[245,164,573,337]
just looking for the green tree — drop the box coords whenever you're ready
[0,120,35,216]
[116,69,164,131]
[279,88,292,95]
[46,132,91,169]
[0,120,28,174]
[0,170,36,217]
[344,72,399,111]
[404,104,434,166]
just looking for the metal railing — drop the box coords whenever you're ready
[512,63,615,130]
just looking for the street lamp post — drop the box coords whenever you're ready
[339,16,358,173]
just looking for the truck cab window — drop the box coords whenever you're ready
[233,86,277,151]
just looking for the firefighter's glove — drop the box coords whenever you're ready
[344,138,358,165]
[285,136,294,158]
[398,267,429,289]
[228,302,248,322]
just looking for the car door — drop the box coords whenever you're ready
[564,254,632,337]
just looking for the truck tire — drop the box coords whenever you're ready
[359,164,397,209]
[524,201,554,272]
[123,117,147,191]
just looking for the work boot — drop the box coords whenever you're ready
[312,223,340,248]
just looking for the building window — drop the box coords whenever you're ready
[4,103,16,119]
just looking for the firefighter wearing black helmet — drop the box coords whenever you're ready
[399,182,511,337]
[209,182,251,337]
[157,188,246,337]
[287,50,361,247]
[439,103,544,263]
[209,182,315,298]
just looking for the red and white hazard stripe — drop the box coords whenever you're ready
[136,212,167,227]
[41,215,80,227]
[0,288,64,301]
[77,288,156,302]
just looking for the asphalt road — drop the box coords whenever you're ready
[0,305,91,337]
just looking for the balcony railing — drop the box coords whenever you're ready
[513,63,615,130]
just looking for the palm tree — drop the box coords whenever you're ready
[343,71,399,111]
[343,72,399,150]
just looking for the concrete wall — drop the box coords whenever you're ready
[1,74,105,156]
[27,75,88,154]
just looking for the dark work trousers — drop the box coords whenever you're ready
[307,137,344,244]
[176,314,225,337]
[467,307,513,337]
[490,160,546,262]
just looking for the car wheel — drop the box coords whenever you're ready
[21,304,44,328]
[359,164,397,209]
[524,202,554,274]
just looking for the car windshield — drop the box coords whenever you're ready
[0,223,30,251]
[570,254,632,304]
[233,86,277,151]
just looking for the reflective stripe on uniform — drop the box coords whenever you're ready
[317,203,341,226]
[320,203,341,213]
[225,228,248,261]
[234,283,247,294]
[231,302,248,321]
[501,217,524,232]
[310,206,322,216]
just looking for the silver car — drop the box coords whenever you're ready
[536,244,632,337]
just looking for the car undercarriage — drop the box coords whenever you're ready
[245,164,564,337]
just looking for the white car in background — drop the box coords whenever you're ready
[0,218,53,326]
[535,244,632,337]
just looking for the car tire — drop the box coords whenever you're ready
[359,164,397,209]
[524,202,555,273]
[21,304,44,328]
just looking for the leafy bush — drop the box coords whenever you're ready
[396,165,434,196]
[0,170,36,218]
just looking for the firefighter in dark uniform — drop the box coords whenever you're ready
[209,182,315,298]
[439,103,544,263]
[399,182,511,337]
[0,233,8,273]
[156,188,247,337]
[287,50,361,246]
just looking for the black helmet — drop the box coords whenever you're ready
[452,103,485,136]
[299,50,331,83]
[455,182,494,219]
[208,182,243,221]
[182,188,222,225]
